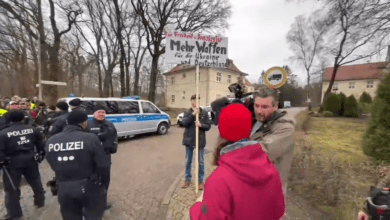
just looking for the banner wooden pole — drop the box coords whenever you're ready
[195,64,199,194]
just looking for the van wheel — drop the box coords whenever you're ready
[157,123,168,135]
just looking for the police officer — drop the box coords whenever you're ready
[45,110,107,220]
[46,101,69,139]
[69,98,85,112]
[86,104,118,209]
[0,111,45,220]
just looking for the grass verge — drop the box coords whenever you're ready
[289,112,387,220]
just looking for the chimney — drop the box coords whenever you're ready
[386,45,390,62]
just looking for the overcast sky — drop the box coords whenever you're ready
[226,0,324,86]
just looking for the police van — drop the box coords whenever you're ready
[58,96,171,138]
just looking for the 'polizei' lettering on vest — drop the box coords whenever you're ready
[7,129,34,138]
[48,141,84,152]
[90,127,100,131]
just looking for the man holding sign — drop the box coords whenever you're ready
[181,95,211,190]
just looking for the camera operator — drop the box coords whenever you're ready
[249,88,295,204]
[358,172,390,220]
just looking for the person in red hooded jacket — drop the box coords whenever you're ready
[190,103,285,220]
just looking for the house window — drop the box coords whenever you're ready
[367,80,374,88]
[227,75,231,83]
[172,95,175,103]
[171,77,175,84]
[182,91,185,99]
[217,72,221,82]
[183,73,186,78]
[332,82,338,90]
[349,82,355,89]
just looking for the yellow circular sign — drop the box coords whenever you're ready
[264,66,287,88]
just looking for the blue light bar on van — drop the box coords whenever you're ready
[122,96,140,100]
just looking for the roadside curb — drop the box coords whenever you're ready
[159,150,212,220]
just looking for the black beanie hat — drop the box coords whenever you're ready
[9,110,25,122]
[56,101,69,111]
[67,110,88,125]
[69,98,81,107]
[93,104,106,112]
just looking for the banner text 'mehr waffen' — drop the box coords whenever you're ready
[165,31,228,68]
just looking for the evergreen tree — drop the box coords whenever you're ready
[344,95,358,117]
[359,91,373,104]
[362,73,390,162]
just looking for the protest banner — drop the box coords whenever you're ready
[165,31,229,68]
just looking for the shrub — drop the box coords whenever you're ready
[358,102,372,114]
[338,92,347,116]
[362,73,390,162]
[323,111,333,117]
[359,92,373,104]
[344,95,359,117]
[324,93,341,116]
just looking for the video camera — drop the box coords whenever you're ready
[210,83,255,125]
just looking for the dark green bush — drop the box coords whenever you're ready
[323,93,341,116]
[323,111,333,117]
[362,73,390,162]
[338,92,347,116]
[359,91,373,104]
[344,95,359,117]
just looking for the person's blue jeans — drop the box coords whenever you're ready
[185,146,205,183]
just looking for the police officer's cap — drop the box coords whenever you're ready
[9,110,25,122]
[56,101,69,111]
[93,104,106,112]
[67,110,88,125]
[69,98,81,107]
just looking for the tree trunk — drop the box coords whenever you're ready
[125,64,131,96]
[78,74,83,96]
[47,41,61,104]
[113,0,126,97]
[134,66,140,96]
[97,66,103,97]
[110,75,114,97]
[148,55,159,102]
[320,65,340,111]
[103,71,110,97]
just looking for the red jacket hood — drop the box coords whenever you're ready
[218,140,275,185]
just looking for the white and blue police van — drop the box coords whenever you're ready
[58,96,171,138]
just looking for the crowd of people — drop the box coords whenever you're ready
[0,95,117,220]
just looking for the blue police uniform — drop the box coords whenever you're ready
[0,114,46,219]
[45,123,107,220]
[46,110,69,139]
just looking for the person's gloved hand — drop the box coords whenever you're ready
[358,211,368,220]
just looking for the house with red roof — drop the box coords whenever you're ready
[321,62,389,103]
[162,60,255,108]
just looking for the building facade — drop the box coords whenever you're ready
[321,62,390,103]
[163,61,254,108]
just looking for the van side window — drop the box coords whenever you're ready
[93,101,118,114]
[118,101,140,114]
[80,101,95,115]
[106,101,119,114]
[141,102,160,114]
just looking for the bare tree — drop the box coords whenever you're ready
[131,0,231,102]
[317,0,390,109]
[0,0,82,104]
